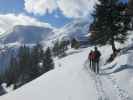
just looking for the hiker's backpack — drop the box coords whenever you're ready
[91,52,96,60]
[89,52,93,60]
[95,51,101,59]
[88,53,91,59]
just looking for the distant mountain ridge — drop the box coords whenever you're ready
[1,25,54,44]
[51,18,91,41]
[0,18,91,45]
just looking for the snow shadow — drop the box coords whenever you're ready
[84,58,133,76]
[100,64,133,75]
[113,65,133,73]
[101,63,117,71]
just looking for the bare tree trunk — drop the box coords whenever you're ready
[111,37,117,54]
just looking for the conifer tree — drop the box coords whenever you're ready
[53,40,68,57]
[30,43,44,79]
[43,47,54,73]
[52,41,60,56]
[71,38,80,49]
[91,0,131,54]
[59,41,66,56]
[6,55,19,87]
[18,45,31,84]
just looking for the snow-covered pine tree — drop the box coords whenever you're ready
[5,55,19,87]
[90,0,131,54]
[52,41,60,57]
[71,38,80,49]
[53,40,70,57]
[43,47,54,73]
[18,45,31,84]
[59,40,68,56]
[30,43,44,79]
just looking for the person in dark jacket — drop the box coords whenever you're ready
[94,47,101,74]
[89,50,93,70]
[89,50,97,72]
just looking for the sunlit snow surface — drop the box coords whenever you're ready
[1,32,133,100]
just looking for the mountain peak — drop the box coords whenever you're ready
[2,25,53,44]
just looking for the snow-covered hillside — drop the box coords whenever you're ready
[0,18,91,45]
[1,25,54,44]
[0,18,92,73]
[49,18,91,41]
[1,38,133,100]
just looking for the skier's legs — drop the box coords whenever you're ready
[92,61,94,72]
[93,61,96,73]
[96,60,100,74]
[89,59,92,70]
[96,62,99,74]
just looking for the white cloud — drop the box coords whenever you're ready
[24,0,97,18]
[24,0,58,15]
[0,14,53,34]
[57,0,97,18]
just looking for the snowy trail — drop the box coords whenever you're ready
[104,74,132,100]
[95,75,109,100]
[1,45,133,100]
[84,61,109,100]
[84,60,132,100]
[101,64,133,100]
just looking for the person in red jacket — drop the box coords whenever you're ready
[89,50,97,70]
[89,50,93,69]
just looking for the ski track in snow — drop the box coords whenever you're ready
[84,61,109,100]
[95,75,109,100]
[104,74,132,100]
[84,60,132,100]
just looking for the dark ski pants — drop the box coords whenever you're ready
[95,61,99,74]
[91,60,99,74]
[91,61,96,72]
[89,59,92,70]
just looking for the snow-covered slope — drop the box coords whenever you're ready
[0,29,133,100]
[0,46,107,100]
[1,40,133,100]
[0,18,92,73]
[0,18,91,48]
[49,18,91,41]
[0,18,91,45]
[42,18,91,47]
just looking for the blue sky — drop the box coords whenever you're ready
[0,0,73,28]
[0,0,128,29]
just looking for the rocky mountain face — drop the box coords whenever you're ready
[2,25,54,44]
